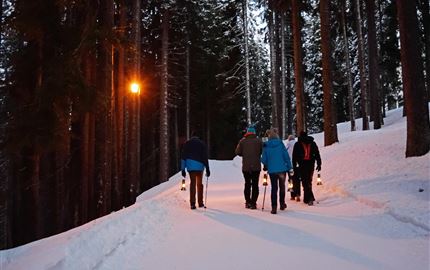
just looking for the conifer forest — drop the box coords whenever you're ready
[0,0,429,249]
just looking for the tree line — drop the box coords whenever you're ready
[0,0,429,249]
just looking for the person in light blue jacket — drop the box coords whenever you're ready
[261,128,292,214]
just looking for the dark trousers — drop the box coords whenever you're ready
[243,171,260,205]
[269,172,286,209]
[290,174,301,198]
[299,162,315,203]
[189,171,204,206]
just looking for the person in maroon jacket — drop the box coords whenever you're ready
[235,126,263,209]
[292,131,322,206]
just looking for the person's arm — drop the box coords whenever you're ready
[202,142,210,176]
[283,145,292,172]
[313,142,322,170]
[261,148,267,170]
[235,139,242,156]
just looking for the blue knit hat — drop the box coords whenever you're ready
[246,126,256,134]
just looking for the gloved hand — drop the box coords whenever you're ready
[316,165,321,172]
[263,166,268,172]
[289,169,294,176]
[206,169,210,177]
[181,170,186,177]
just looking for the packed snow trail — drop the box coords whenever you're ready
[1,107,429,270]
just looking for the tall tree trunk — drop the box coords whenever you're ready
[87,55,97,220]
[292,0,306,134]
[134,0,141,195]
[115,0,126,208]
[281,10,287,139]
[320,0,339,146]
[95,0,114,216]
[366,0,382,129]
[243,0,251,125]
[269,10,279,131]
[341,0,356,131]
[354,0,369,130]
[396,0,430,157]
[185,35,191,140]
[159,10,170,183]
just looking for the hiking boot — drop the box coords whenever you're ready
[308,201,314,206]
[191,205,196,209]
[280,204,287,211]
[245,202,251,209]
[296,196,301,202]
[271,209,277,214]
[250,203,257,210]
[198,204,205,208]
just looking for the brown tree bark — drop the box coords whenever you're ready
[269,9,279,131]
[95,0,114,216]
[354,0,369,130]
[340,0,356,131]
[366,0,382,129]
[320,0,339,146]
[396,0,430,157]
[291,0,306,135]
[159,9,170,183]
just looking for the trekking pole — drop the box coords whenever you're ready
[261,173,268,211]
[204,176,209,209]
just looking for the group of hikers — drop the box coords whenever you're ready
[180,126,322,214]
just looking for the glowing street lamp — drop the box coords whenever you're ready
[130,82,140,94]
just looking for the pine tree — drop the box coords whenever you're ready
[320,0,339,146]
[396,0,430,157]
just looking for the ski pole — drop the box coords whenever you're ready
[204,176,209,209]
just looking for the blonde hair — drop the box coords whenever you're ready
[267,128,279,139]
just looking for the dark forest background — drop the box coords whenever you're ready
[0,0,429,249]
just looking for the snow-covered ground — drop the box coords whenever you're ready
[1,107,429,270]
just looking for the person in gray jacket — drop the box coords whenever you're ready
[235,126,263,209]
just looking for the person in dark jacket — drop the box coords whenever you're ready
[261,128,292,214]
[181,131,210,209]
[292,131,322,206]
[235,125,263,209]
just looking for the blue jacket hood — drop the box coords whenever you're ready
[264,138,284,148]
[261,138,292,174]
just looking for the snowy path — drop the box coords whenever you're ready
[2,107,429,270]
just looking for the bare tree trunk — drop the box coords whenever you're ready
[95,0,114,216]
[396,0,430,157]
[281,10,287,139]
[320,0,339,146]
[116,0,126,208]
[354,0,369,130]
[269,10,279,130]
[292,0,306,134]
[159,10,170,183]
[243,0,251,125]
[366,0,382,129]
[340,0,356,131]
[134,0,141,195]
[186,37,191,140]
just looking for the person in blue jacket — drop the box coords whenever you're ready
[181,131,210,209]
[261,128,293,214]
